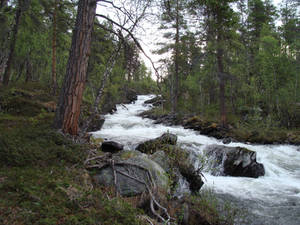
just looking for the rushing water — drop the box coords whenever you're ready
[92,95,300,225]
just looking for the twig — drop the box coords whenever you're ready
[111,160,119,197]
[115,168,170,223]
[84,153,111,165]
[120,103,128,110]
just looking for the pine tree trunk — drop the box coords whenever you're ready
[3,4,22,86]
[217,25,226,127]
[51,0,58,95]
[172,0,180,113]
[53,0,96,135]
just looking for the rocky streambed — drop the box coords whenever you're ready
[91,95,300,225]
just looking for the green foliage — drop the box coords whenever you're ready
[181,188,244,225]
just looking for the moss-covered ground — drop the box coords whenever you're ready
[0,83,144,225]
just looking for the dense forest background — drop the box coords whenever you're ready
[0,0,299,132]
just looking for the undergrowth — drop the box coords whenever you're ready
[0,83,145,225]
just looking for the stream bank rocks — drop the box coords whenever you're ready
[136,133,204,193]
[144,96,165,106]
[203,144,265,178]
[142,96,300,145]
[91,133,204,197]
[136,133,177,154]
[101,141,123,153]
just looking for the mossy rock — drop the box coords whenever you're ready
[93,150,170,197]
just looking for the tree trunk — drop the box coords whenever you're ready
[15,61,25,82]
[82,44,121,133]
[172,0,180,114]
[53,0,96,135]
[51,0,58,95]
[217,27,226,127]
[2,3,22,86]
[25,58,32,82]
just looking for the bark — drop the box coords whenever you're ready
[2,3,22,85]
[217,16,226,127]
[15,61,25,82]
[25,58,32,82]
[54,0,97,135]
[51,0,58,95]
[172,0,179,113]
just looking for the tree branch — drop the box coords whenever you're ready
[96,13,162,88]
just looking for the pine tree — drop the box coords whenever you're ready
[158,0,187,113]
[54,0,97,135]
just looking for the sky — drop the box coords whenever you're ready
[97,0,287,78]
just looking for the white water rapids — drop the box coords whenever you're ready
[92,95,300,225]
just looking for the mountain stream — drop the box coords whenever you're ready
[92,95,300,225]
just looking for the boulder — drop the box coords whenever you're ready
[173,147,204,193]
[151,146,204,194]
[144,96,165,106]
[136,133,177,154]
[124,89,137,103]
[92,151,169,197]
[203,144,265,178]
[101,101,117,114]
[101,141,123,153]
[222,137,232,144]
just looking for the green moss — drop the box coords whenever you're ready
[0,114,85,167]
[0,84,147,225]
[0,167,144,225]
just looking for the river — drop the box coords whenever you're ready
[92,95,300,225]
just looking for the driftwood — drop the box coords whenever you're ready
[84,151,172,224]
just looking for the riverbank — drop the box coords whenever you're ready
[139,102,300,145]
[0,84,239,225]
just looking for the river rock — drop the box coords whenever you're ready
[124,89,137,103]
[203,144,265,178]
[136,133,177,154]
[144,96,165,106]
[101,141,123,153]
[151,146,204,194]
[222,137,232,144]
[92,150,169,197]
[101,101,117,114]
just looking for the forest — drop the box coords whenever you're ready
[0,0,299,135]
[0,0,299,224]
